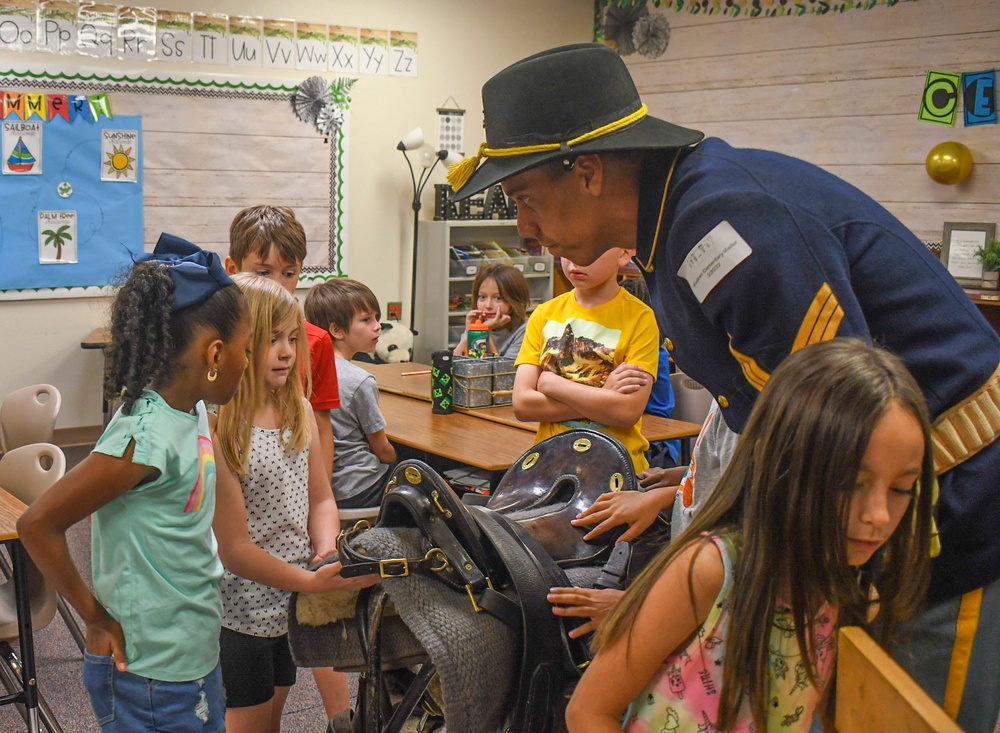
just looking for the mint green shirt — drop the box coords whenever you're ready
[92,390,223,681]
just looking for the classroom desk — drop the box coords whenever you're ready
[356,361,703,441]
[81,327,113,428]
[378,391,536,485]
[0,487,42,733]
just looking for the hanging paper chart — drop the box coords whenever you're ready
[437,106,464,156]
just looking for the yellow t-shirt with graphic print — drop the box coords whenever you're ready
[515,287,660,472]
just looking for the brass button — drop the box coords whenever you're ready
[717,395,729,408]
[663,337,674,351]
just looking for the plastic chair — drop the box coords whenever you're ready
[339,505,381,527]
[0,385,62,454]
[669,372,713,465]
[0,443,66,732]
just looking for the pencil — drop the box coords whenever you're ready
[401,369,432,376]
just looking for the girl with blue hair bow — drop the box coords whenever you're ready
[19,233,252,732]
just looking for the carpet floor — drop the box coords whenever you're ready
[0,443,336,732]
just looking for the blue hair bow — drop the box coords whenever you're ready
[133,232,233,310]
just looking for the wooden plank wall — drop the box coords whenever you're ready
[112,91,336,270]
[625,0,999,244]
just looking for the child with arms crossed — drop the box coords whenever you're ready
[453,263,531,359]
[304,279,397,510]
[565,339,935,732]
[212,274,376,733]
[18,234,252,733]
[514,247,659,472]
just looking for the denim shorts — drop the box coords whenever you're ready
[83,652,226,732]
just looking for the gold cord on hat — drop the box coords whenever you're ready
[636,148,681,274]
[448,104,650,192]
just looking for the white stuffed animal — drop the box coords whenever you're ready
[375,322,414,363]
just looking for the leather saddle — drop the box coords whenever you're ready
[337,458,587,733]
[322,429,669,733]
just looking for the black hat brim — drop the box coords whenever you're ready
[450,114,703,201]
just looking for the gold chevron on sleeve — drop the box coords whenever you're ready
[792,283,844,353]
[728,341,770,391]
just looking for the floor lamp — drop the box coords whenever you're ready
[398,127,461,335]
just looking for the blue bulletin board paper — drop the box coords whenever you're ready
[0,114,143,292]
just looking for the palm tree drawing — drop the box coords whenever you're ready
[42,224,72,260]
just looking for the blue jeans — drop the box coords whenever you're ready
[83,652,226,732]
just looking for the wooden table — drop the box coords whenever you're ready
[356,361,703,441]
[0,487,41,733]
[378,392,537,485]
[81,327,113,428]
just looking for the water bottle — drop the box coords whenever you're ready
[431,350,453,414]
[467,318,489,358]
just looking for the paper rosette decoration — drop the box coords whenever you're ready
[317,104,345,138]
[634,13,670,59]
[602,0,649,56]
[294,76,332,125]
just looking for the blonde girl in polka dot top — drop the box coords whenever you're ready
[211,274,376,732]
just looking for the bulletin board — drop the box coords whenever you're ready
[0,64,348,300]
[0,111,143,292]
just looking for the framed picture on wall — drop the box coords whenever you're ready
[941,222,997,287]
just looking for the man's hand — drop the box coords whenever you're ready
[548,586,624,638]
[572,489,673,542]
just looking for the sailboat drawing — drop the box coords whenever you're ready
[7,137,36,172]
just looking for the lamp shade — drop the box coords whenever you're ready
[443,149,464,167]
[417,144,438,169]
[398,127,424,151]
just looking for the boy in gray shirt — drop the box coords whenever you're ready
[305,280,397,508]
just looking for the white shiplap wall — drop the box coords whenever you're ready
[625,0,999,243]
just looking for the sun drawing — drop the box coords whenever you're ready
[105,145,136,178]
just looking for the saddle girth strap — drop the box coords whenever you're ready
[469,506,575,733]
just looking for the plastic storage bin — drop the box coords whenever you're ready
[450,244,486,278]
[527,253,552,274]
[474,240,514,266]
[502,246,530,273]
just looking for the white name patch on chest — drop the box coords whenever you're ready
[676,220,752,303]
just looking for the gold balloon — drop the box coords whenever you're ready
[926,141,974,185]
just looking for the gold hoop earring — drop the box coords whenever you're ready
[207,367,218,382]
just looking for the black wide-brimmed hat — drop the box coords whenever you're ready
[449,43,703,200]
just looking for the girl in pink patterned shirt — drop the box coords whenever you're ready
[565,340,936,732]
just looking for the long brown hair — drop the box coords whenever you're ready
[473,263,530,330]
[593,339,934,729]
[216,273,310,474]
